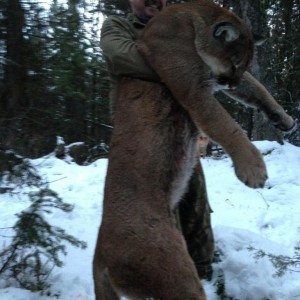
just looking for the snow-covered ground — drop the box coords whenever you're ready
[0,141,299,300]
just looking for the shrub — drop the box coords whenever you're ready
[248,246,300,277]
[0,188,87,293]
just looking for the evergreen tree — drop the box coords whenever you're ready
[0,0,28,151]
[0,0,59,157]
[46,0,111,147]
[47,0,87,143]
[0,188,87,292]
[0,153,87,293]
[266,0,300,145]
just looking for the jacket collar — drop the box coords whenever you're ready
[127,13,148,28]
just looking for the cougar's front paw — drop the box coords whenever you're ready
[233,145,268,188]
[277,119,297,135]
[269,110,296,133]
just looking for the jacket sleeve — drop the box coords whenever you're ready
[100,16,160,81]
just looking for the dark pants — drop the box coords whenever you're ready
[177,161,214,279]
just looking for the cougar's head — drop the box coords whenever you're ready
[196,21,264,91]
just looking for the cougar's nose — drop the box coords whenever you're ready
[217,76,239,90]
[228,76,241,90]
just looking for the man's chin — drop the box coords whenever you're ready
[145,7,161,17]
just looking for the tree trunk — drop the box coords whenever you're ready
[1,0,28,150]
[233,0,284,143]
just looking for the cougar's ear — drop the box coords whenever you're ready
[214,22,240,42]
[253,33,267,46]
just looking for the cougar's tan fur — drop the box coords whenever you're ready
[93,1,294,299]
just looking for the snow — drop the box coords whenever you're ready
[0,141,299,300]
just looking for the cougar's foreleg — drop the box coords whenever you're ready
[223,71,295,133]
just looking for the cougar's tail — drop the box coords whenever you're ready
[93,249,119,300]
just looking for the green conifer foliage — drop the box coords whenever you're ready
[0,188,87,292]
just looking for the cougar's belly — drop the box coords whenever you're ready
[109,78,199,211]
[169,110,199,209]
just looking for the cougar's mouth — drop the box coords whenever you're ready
[209,74,233,91]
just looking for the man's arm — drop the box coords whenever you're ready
[100,16,160,81]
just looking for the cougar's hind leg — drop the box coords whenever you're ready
[147,229,207,300]
[107,228,206,300]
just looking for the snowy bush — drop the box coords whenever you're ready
[0,188,87,293]
[0,149,44,192]
[249,246,300,277]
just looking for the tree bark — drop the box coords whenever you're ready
[1,0,28,149]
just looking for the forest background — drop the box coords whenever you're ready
[0,0,299,161]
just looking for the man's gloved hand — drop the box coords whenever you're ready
[265,108,297,134]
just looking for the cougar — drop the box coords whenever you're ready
[94,1,295,299]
